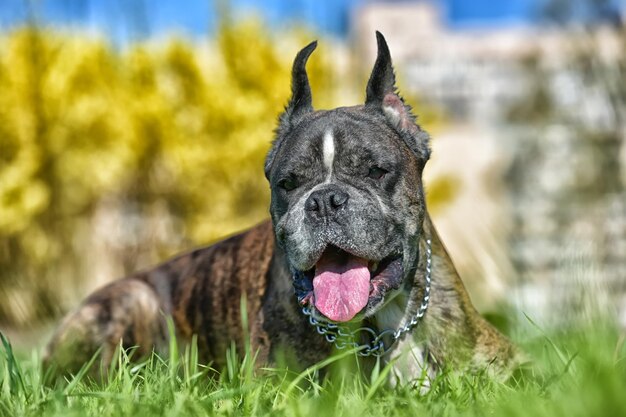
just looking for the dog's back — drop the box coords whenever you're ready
[44,221,275,375]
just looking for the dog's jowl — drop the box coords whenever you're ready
[45,32,519,383]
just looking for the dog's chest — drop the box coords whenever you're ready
[375,299,435,388]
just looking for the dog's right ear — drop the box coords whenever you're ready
[266,40,317,178]
[282,40,317,123]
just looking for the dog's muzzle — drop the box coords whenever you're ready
[295,237,433,357]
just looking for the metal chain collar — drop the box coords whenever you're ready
[301,237,432,357]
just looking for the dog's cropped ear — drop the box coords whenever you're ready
[365,31,430,161]
[266,40,318,178]
[279,40,317,129]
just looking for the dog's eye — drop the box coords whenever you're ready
[367,167,388,180]
[278,177,298,191]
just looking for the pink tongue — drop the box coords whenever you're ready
[313,252,370,322]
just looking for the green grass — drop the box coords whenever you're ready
[1,316,625,417]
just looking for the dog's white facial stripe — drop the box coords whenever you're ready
[323,130,334,182]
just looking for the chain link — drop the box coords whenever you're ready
[300,238,432,357]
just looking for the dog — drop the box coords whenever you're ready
[44,32,519,384]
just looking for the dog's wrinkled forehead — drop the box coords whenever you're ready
[269,108,409,182]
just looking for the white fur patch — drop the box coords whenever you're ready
[322,130,334,182]
[383,105,402,128]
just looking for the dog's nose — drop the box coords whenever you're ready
[305,188,349,217]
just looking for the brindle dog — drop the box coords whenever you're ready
[45,32,519,384]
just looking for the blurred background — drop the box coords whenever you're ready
[0,0,625,348]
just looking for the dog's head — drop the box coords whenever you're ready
[265,32,431,323]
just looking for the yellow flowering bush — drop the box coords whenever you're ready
[0,22,444,325]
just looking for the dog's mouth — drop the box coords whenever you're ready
[293,245,404,323]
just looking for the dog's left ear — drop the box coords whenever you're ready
[365,31,430,161]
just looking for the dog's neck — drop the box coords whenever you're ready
[372,216,437,340]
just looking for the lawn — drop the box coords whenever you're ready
[1,315,625,417]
